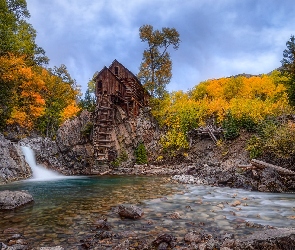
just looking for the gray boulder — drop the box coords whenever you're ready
[0,190,33,210]
[117,204,143,219]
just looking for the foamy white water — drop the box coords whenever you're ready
[21,146,64,181]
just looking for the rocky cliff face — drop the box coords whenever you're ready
[19,110,95,176]
[111,107,161,165]
[0,134,31,184]
[2,108,162,178]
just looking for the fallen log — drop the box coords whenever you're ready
[251,159,295,175]
[237,164,256,170]
[207,126,218,144]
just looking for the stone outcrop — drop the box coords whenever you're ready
[0,134,31,184]
[55,110,95,175]
[0,190,33,210]
[19,137,64,174]
[52,107,161,174]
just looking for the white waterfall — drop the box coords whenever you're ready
[21,146,63,181]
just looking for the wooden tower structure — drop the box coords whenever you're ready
[93,60,149,162]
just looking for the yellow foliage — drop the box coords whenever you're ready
[7,109,32,128]
[153,71,292,154]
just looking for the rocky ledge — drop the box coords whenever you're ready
[224,228,295,249]
[80,223,295,250]
[171,162,295,193]
[0,190,33,210]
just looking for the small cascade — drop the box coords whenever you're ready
[21,146,63,181]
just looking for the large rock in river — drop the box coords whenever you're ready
[117,204,144,219]
[0,190,33,210]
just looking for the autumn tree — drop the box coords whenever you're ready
[0,1,80,136]
[0,54,46,129]
[281,35,295,105]
[36,65,80,138]
[137,24,180,98]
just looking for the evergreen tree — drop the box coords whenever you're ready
[281,35,295,105]
[135,142,148,164]
[79,89,96,112]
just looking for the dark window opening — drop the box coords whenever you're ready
[97,80,102,89]
[114,66,119,75]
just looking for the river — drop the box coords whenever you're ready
[0,176,295,248]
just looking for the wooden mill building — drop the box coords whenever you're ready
[93,60,149,161]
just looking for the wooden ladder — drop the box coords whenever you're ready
[93,94,115,161]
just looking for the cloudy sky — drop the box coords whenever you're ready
[26,0,295,94]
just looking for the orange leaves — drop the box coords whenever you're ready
[0,53,80,134]
[61,101,81,122]
[7,109,28,127]
[0,53,46,129]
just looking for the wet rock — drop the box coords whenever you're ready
[39,247,64,250]
[94,219,112,230]
[152,234,177,248]
[220,233,234,241]
[230,200,241,207]
[184,232,202,243]
[171,174,205,184]
[113,240,129,250]
[157,242,169,250]
[0,190,33,210]
[96,231,113,240]
[117,205,143,219]
[169,212,181,219]
[259,167,287,192]
[205,239,220,250]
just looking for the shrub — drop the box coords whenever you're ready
[247,120,295,159]
[239,115,258,132]
[264,121,295,158]
[81,122,93,138]
[247,136,263,159]
[110,149,128,168]
[135,142,148,164]
[222,111,240,140]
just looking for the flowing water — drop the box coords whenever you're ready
[21,146,68,181]
[0,147,294,248]
[0,176,295,248]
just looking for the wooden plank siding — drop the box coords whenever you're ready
[94,59,149,117]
